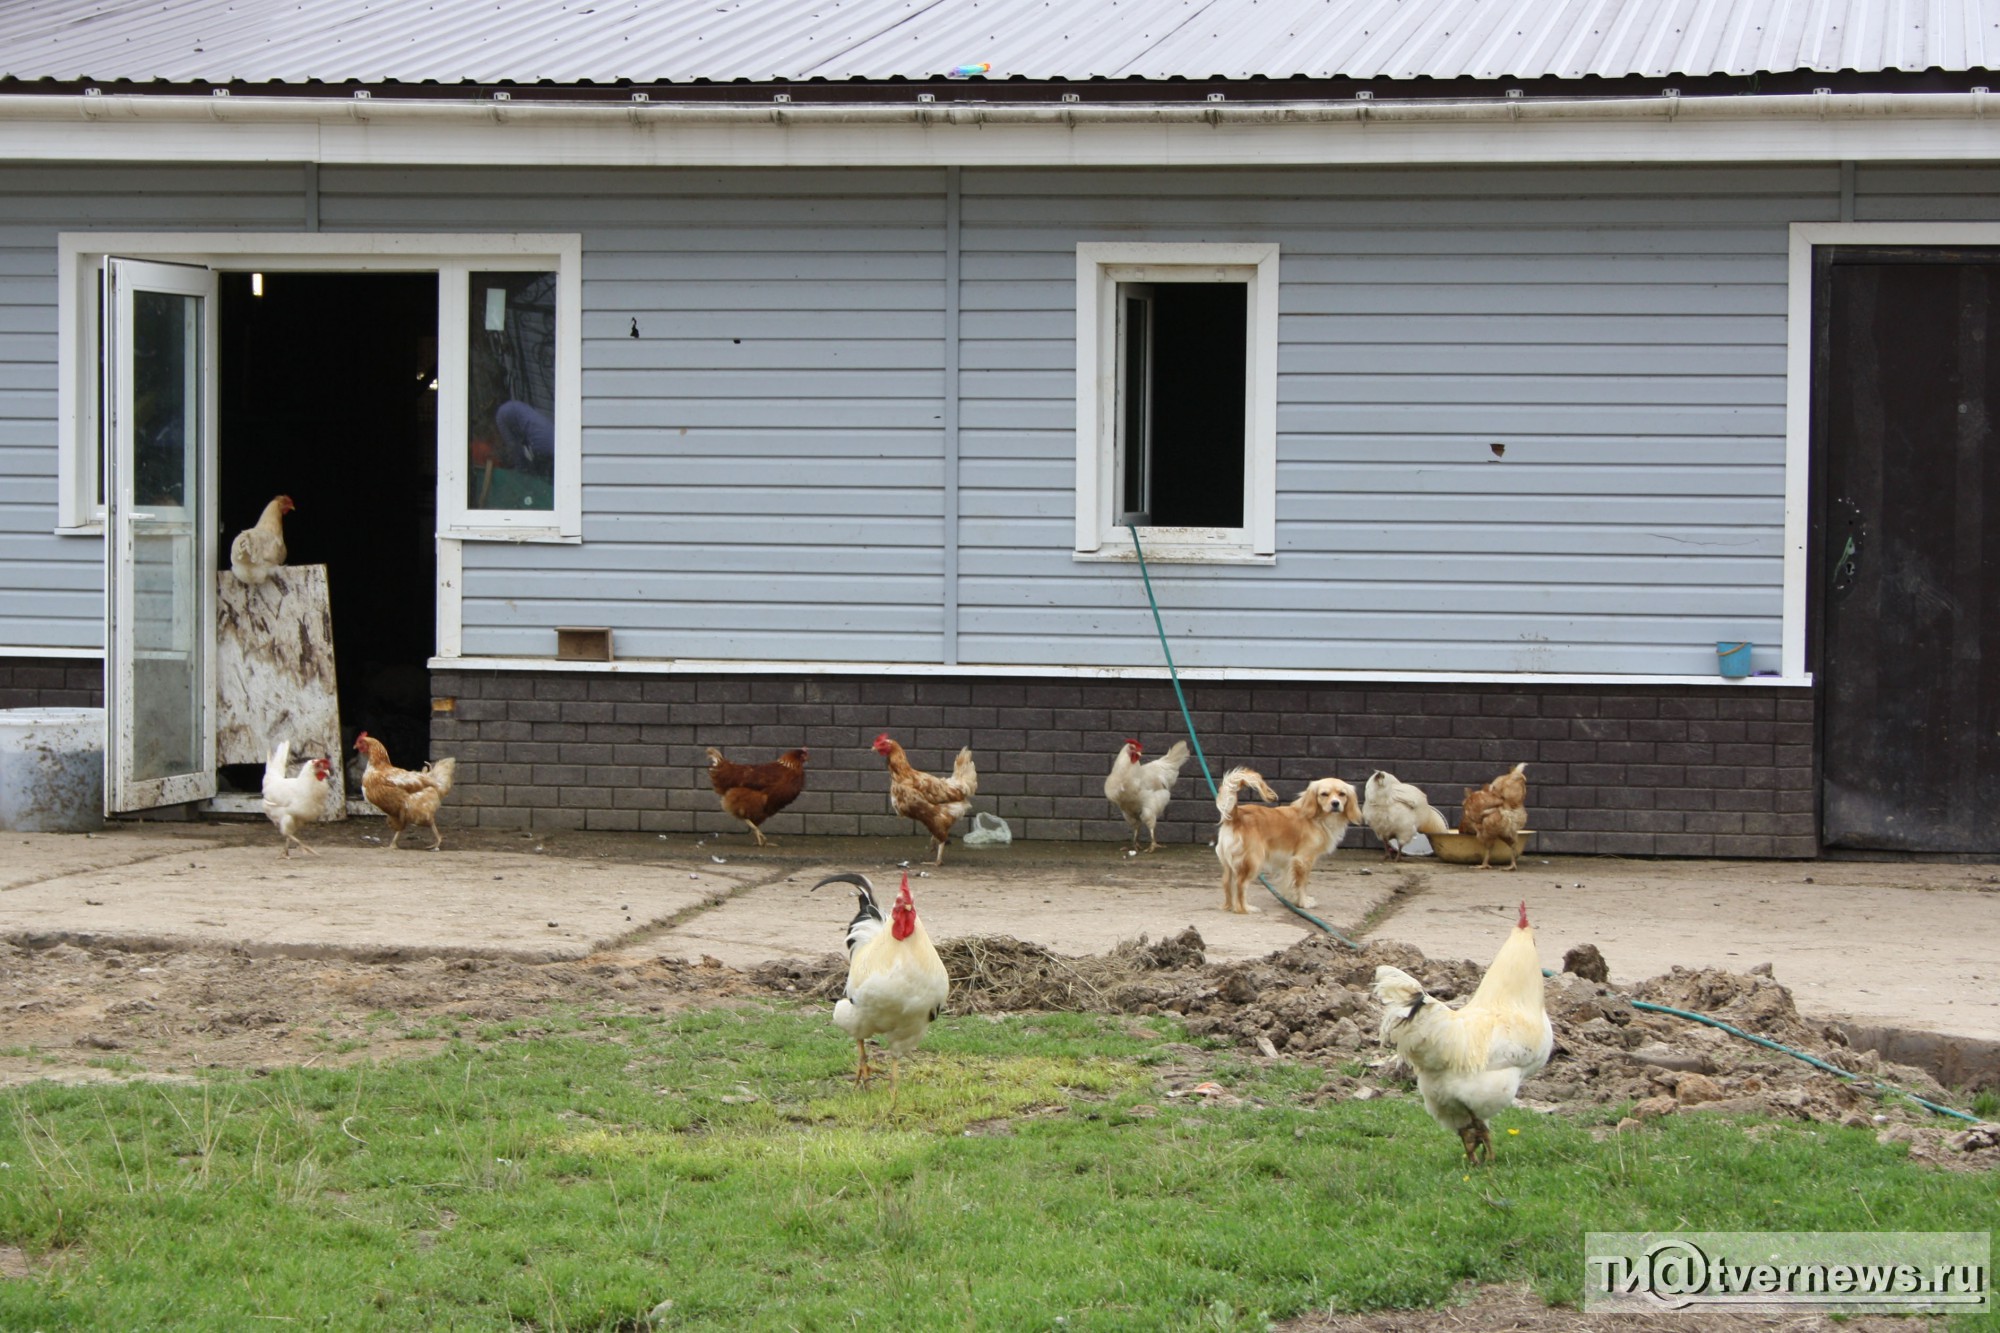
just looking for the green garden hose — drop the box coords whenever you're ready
[1122,524,1980,1124]
[1125,523,1362,947]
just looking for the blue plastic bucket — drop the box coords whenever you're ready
[1716,642,1752,678]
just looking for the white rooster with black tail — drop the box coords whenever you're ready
[813,871,949,1106]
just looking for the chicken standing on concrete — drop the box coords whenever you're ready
[1362,769,1451,861]
[1459,763,1529,870]
[1104,738,1191,852]
[354,732,456,851]
[260,739,332,858]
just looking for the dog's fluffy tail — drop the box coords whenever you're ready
[1216,766,1278,818]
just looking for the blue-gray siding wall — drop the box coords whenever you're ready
[3,163,1999,671]
[0,165,314,650]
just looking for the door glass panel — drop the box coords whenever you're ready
[129,289,203,782]
[467,270,557,512]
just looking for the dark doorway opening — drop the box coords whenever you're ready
[1119,282,1247,527]
[1812,247,2000,853]
[217,272,439,793]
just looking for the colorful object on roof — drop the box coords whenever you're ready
[946,61,991,78]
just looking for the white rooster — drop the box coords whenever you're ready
[1372,901,1554,1164]
[815,871,949,1106]
[1362,769,1452,861]
[261,739,332,858]
[1104,738,1192,852]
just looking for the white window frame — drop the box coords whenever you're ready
[55,232,583,542]
[1074,241,1279,564]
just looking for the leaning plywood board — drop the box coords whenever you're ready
[216,563,346,818]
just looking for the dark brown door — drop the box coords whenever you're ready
[1815,249,2000,852]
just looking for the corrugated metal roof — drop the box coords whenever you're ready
[0,0,1993,86]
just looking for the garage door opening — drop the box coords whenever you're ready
[215,271,439,794]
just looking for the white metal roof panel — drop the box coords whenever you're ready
[0,0,1993,85]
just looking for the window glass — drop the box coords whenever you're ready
[467,271,558,512]
[1117,282,1247,528]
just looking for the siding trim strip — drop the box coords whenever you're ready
[942,164,961,666]
[428,653,1812,687]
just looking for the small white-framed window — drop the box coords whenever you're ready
[56,233,582,542]
[1075,242,1279,563]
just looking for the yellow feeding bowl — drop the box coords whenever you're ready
[1427,830,1534,866]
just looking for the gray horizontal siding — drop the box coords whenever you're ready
[5,161,1999,676]
[0,164,316,652]
[953,164,1826,675]
[401,169,950,662]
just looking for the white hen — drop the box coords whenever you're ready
[1372,901,1554,1164]
[1104,738,1192,851]
[260,739,332,858]
[230,495,294,585]
[1362,769,1452,861]
[817,871,950,1106]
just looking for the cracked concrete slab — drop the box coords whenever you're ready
[0,826,762,961]
[3,823,1997,1042]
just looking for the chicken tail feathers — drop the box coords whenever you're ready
[704,746,724,767]
[1159,740,1192,775]
[424,757,457,796]
[263,740,291,791]
[1417,804,1452,836]
[951,746,979,799]
[810,873,884,959]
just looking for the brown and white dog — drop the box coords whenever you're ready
[1213,767,1361,914]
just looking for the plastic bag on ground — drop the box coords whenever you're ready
[962,812,1012,846]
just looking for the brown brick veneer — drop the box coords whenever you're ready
[429,671,1817,858]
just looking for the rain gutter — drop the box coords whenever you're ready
[0,88,1993,129]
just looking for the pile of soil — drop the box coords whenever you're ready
[5,925,1992,1169]
[757,928,1999,1170]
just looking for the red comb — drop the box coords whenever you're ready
[1518,901,1529,929]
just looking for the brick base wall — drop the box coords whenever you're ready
[0,657,104,710]
[430,670,1818,858]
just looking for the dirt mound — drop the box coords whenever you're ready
[752,928,1995,1166]
[754,926,1211,1013]
[6,924,1991,1169]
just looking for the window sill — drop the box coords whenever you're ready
[1073,544,1274,566]
[444,528,581,545]
[54,523,105,537]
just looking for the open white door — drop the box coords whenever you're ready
[102,258,219,812]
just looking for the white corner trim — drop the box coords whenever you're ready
[435,536,464,660]
[1783,221,2000,681]
[427,655,1813,688]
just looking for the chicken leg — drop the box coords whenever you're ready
[743,820,769,847]
[1459,1119,1494,1165]
[853,1037,875,1087]
[280,833,319,859]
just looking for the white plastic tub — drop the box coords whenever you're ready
[0,707,106,833]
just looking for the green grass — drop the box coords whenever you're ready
[1,1004,1995,1331]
